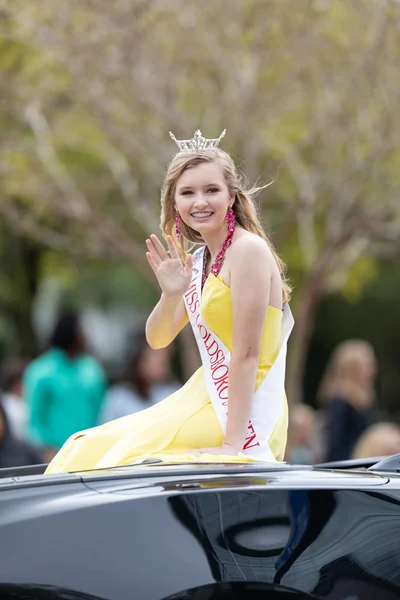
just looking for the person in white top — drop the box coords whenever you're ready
[0,357,29,440]
[98,332,180,424]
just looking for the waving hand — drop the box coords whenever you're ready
[146,235,193,297]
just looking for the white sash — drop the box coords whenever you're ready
[183,247,294,462]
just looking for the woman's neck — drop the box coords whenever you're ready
[202,224,237,261]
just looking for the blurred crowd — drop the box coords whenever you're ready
[1,312,399,470]
[0,311,179,468]
[285,340,400,465]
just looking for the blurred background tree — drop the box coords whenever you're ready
[0,0,399,404]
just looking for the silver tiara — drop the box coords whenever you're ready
[169,129,226,152]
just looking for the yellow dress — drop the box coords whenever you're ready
[46,275,287,473]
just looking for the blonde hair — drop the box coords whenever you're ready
[317,339,376,409]
[352,423,400,459]
[160,149,291,302]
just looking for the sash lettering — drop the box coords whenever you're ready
[184,248,294,462]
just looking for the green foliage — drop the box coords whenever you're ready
[307,256,400,413]
[41,252,157,309]
[340,257,378,303]
[0,0,400,391]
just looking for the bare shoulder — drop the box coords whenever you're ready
[230,231,276,269]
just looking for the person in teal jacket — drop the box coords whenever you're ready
[23,312,107,457]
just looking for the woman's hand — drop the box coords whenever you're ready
[146,234,193,297]
[192,442,240,456]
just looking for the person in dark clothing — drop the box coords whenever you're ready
[317,340,377,462]
[0,399,44,469]
[325,396,372,462]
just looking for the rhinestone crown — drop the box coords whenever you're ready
[169,129,226,152]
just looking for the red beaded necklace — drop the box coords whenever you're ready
[201,207,236,291]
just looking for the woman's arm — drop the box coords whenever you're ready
[145,294,188,349]
[223,237,274,451]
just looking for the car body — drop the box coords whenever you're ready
[0,457,400,599]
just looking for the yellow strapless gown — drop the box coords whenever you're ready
[46,275,287,473]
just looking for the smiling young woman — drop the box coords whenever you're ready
[46,131,294,473]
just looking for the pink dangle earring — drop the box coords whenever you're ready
[225,206,236,233]
[175,213,181,238]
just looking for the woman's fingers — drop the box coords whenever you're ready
[150,234,169,261]
[183,253,193,275]
[145,239,161,266]
[145,252,158,273]
[166,235,180,260]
